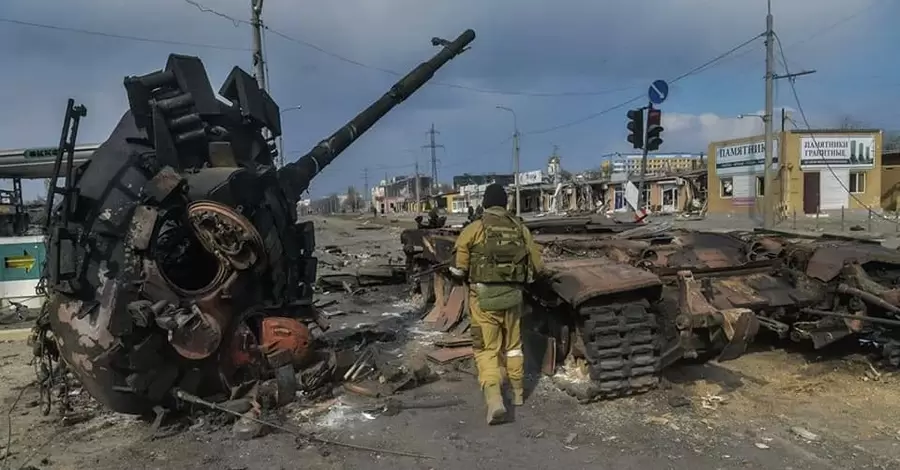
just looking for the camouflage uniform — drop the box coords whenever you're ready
[452,205,543,424]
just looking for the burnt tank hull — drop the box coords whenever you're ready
[402,220,761,402]
[404,221,900,402]
[45,30,476,414]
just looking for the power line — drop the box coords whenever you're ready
[779,0,882,51]
[177,0,666,98]
[716,1,883,72]
[774,32,896,224]
[183,0,248,27]
[0,17,249,51]
[439,136,514,169]
[522,33,764,136]
[423,124,443,191]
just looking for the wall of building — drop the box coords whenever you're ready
[881,167,900,210]
[707,130,883,217]
[880,152,900,210]
[706,134,780,218]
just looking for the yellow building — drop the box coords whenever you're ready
[881,150,900,210]
[707,129,883,218]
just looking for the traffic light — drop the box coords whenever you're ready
[646,108,664,152]
[626,109,644,149]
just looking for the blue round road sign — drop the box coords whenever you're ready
[648,80,669,105]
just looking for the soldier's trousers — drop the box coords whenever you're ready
[468,293,524,389]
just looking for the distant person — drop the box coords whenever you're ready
[467,205,475,221]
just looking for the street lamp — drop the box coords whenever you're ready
[496,105,521,216]
[738,110,793,131]
[277,105,303,168]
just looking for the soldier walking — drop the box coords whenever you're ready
[450,183,544,424]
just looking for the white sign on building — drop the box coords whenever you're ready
[715,140,779,176]
[516,170,543,185]
[799,135,875,169]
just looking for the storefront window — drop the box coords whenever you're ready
[849,172,866,193]
[720,178,734,198]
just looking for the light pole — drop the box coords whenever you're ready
[277,105,302,168]
[738,111,793,131]
[496,105,520,216]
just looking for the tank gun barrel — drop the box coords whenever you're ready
[278,29,475,199]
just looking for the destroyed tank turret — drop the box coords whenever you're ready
[38,29,476,415]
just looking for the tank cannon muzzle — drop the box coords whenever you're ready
[278,29,476,200]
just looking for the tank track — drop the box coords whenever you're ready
[560,298,662,402]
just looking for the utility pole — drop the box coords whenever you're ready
[250,0,267,91]
[414,160,421,213]
[363,167,369,210]
[763,0,816,228]
[512,129,521,216]
[250,0,277,170]
[496,106,521,216]
[423,124,443,194]
[762,0,775,229]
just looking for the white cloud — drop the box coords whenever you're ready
[665,112,764,145]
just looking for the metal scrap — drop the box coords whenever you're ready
[426,347,474,364]
[174,389,433,459]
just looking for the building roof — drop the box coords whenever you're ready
[788,128,883,134]
[617,153,704,159]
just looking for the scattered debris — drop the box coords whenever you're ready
[790,426,821,442]
[700,394,726,410]
[435,336,473,348]
[426,347,474,365]
[175,389,432,459]
[667,395,691,408]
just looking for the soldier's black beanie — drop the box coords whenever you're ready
[482,183,508,208]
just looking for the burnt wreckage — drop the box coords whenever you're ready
[35,29,476,414]
[402,219,900,401]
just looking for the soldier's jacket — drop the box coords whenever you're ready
[453,207,544,311]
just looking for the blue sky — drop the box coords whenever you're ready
[1,0,897,199]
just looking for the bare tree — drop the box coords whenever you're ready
[344,186,361,212]
[838,115,866,130]
[885,131,900,152]
[327,193,340,214]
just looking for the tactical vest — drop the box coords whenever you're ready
[468,209,530,285]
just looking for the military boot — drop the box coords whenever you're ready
[483,384,507,425]
[510,379,524,406]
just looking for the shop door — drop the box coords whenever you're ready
[803,172,820,214]
[661,184,678,213]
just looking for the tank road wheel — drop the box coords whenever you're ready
[576,298,662,401]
